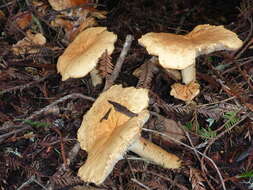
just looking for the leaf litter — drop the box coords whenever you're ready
[0,0,253,190]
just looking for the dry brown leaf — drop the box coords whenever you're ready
[31,1,49,17]
[68,17,97,41]
[15,11,32,29]
[0,10,5,19]
[52,17,74,31]
[49,0,105,41]
[51,8,97,41]
[12,30,46,55]
[170,81,200,101]
[152,115,185,144]
[48,0,89,11]
[189,167,206,190]
[90,11,108,19]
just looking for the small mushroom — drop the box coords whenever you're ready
[77,85,181,184]
[138,24,243,100]
[170,82,200,102]
[57,27,117,84]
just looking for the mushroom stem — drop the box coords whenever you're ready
[181,63,196,84]
[90,68,103,87]
[129,137,181,169]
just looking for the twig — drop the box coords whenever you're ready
[47,142,80,190]
[142,128,227,190]
[131,178,151,190]
[103,35,134,91]
[0,93,95,144]
[198,114,248,189]
[201,114,249,163]
[51,128,67,169]
[17,176,47,190]
[25,0,44,34]
[233,17,253,60]
[0,74,51,95]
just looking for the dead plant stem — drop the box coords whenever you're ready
[104,34,134,91]
[0,74,50,95]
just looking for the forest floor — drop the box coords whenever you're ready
[0,0,253,190]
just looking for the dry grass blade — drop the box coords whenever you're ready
[97,50,114,78]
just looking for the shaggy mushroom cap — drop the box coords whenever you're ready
[57,27,117,81]
[77,85,181,184]
[138,24,243,84]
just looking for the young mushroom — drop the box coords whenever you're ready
[77,85,181,184]
[138,24,243,101]
[57,27,117,86]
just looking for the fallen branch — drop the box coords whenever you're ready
[103,34,134,91]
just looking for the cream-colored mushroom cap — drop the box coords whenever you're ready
[78,109,150,184]
[78,85,149,151]
[57,27,117,81]
[77,85,181,184]
[77,85,149,184]
[138,24,243,70]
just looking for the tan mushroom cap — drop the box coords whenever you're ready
[170,82,200,101]
[138,24,243,70]
[77,85,181,184]
[57,27,117,81]
[78,109,150,184]
[78,85,149,151]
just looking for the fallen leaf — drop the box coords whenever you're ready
[12,30,46,55]
[68,17,97,41]
[152,115,185,144]
[15,11,32,29]
[48,0,89,11]
[189,167,206,190]
[31,1,49,17]
[0,10,5,19]
[51,9,98,41]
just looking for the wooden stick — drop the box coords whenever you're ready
[103,35,134,91]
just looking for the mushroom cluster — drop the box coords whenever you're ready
[55,24,243,185]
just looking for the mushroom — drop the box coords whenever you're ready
[77,85,181,184]
[57,27,117,85]
[138,24,243,100]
